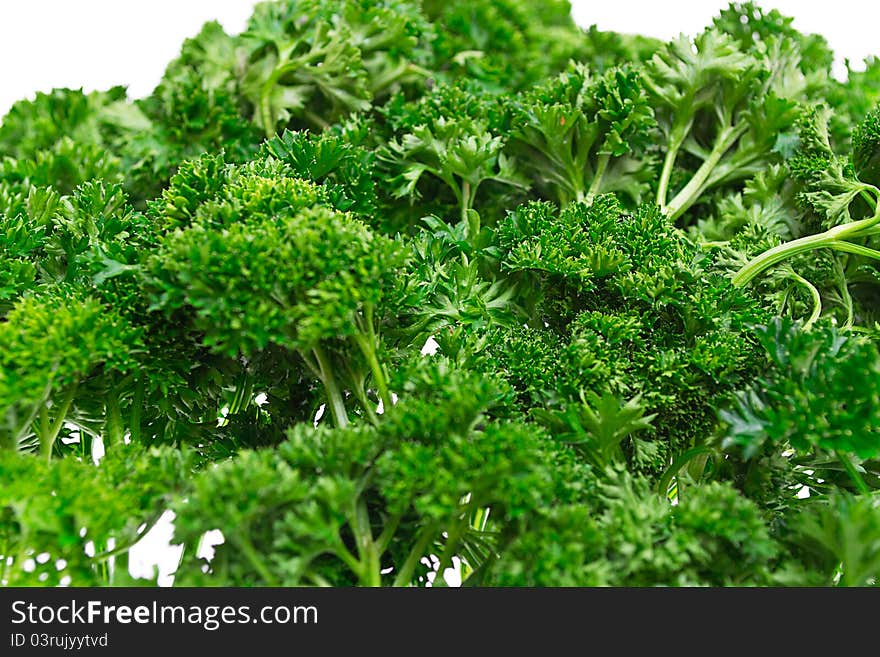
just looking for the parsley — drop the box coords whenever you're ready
[2,1,880,588]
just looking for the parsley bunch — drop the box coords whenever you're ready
[3,1,880,588]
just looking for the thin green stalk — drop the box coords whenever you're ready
[129,377,145,445]
[666,124,746,221]
[826,240,880,261]
[259,76,280,139]
[93,538,139,564]
[351,499,381,587]
[104,389,123,448]
[41,384,78,461]
[353,306,392,412]
[656,120,690,211]
[229,371,253,416]
[733,210,880,287]
[836,451,871,495]
[10,373,56,451]
[309,573,333,587]
[460,180,473,226]
[471,507,490,532]
[344,362,378,425]
[584,153,610,205]
[303,109,331,131]
[788,272,822,328]
[332,543,365,582]
[658,446,714,498]
[38,404,50,450]
[237,533,279,586]
[393,525,436,587]
[376,512,403,554]
[429,519,467,588]
[311,345,348,428]
[0,537,8,584]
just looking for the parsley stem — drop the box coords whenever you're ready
[430,519,466,588]
[787,272,822,328]
[238,533,279,586]
[825,240,880,261]
[228,370,253,415]
[41,384,78,462]
[667,123,746,221]
[832,257,855,329]
[836,451,871,495]
[11,373,55,451]
[393,524,436,587]
[354,305,392,411]
[656,120,690,211]
[345,362,378,424]
[104,388,124,448]
[129,376,144,445]
[311,345,349,428]
[732,208,880,287]
[460,180,472,226]
[352,498,381,587]
[0,537,8,584]
[585,153,610,205]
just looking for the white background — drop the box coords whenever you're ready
[1,1,879,118]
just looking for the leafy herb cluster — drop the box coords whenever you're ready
[3,1,880,587]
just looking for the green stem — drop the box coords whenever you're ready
[352,498,380,587]
[836,450,871,495]
[104,389,123,448]
[833,257,855,329]
[430,519,467,588]
[38,404,50,449]
[826,240,880,261]
[656,121,689,211]
[787,272,822,328]
[353,306,392,412]
[332,543,365,582]
[303,109,331,131]
[309,573,333,587]
[460,180,472,226]
[93,536,142,564]
[376,513,403,554]
[0,537,9,584]
[229,371,253,416]
[10,374,56,451]
[237,533,279,586]
[732,210,880,287]
[471,506,490,532]
[666,124,746,222]
[129,377,145,444]
[393,525,437,587]
[344,362,378,425]
[657,446,714,498]
[584,153,610,205]
[311,345,348,428]
[41,384,78,461]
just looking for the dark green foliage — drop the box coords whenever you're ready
[3,0,880,590]
[423,0,588,93]
[491,198,767,473]
[852,106,880,188]
[0,445,189,585]
[239,0,433,137]
[261,125,378,217]
[721,319,880,461]
[505,64,656,207]
[173,363,550,586]
[492,473,786,586]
